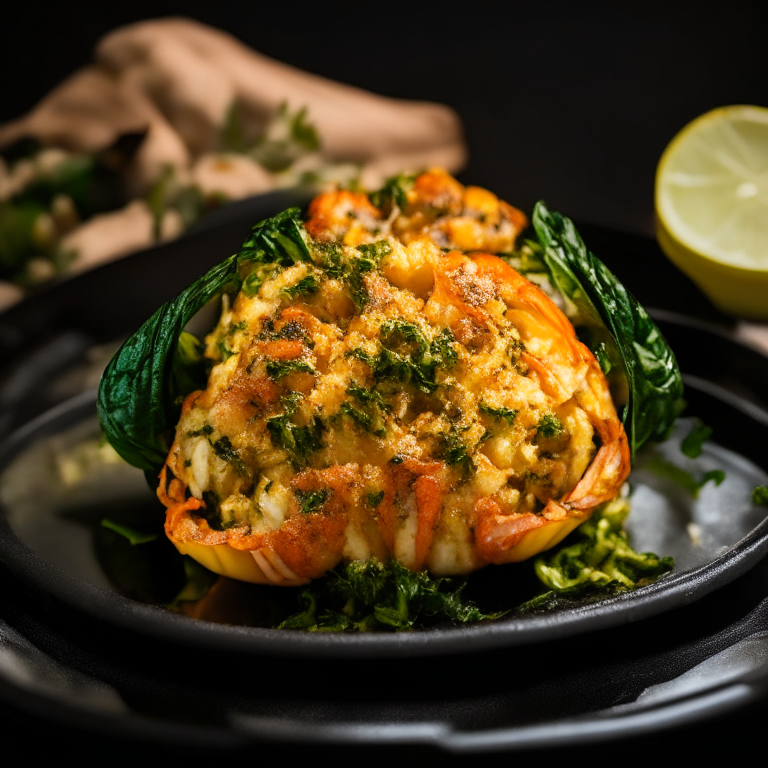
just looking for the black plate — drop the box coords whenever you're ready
[1,199,768,752]
[1,365,767,659]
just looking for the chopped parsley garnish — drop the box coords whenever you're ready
[369,173,415,212]
[310,239,384,309]
[339,402,375,433]
[537,414,563,438]
[346,251,379,309]
[187,424,214,438]
[281,274,320,299]
[346,324,457,395]
[480,403,519,426]
[356,240,392,260]
[431,327,458,368]
[241,263,281,297]
[265,359,316,379]
[312,242,345,278]
[266,394,325,468]
[210,436,246,474]
[278,392,302,416]
[347,348,377,368]
[337,382,390,436]
[680,421,713,459]
[365,491,385,509]
[347,382,390,410]
[339,402,385,437]
[381,320,429,354]
[440,425,474,477]
[210,320,248,363]
[444,441,471,470]
[216,339,235,360]
[295,488,331,514]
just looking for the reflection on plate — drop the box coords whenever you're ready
[1,377,766,658]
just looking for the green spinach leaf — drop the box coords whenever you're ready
[532,202,684,456]
[97,208,310,474]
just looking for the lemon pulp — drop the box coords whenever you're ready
[655,105,768,318]
[656,105,768,270]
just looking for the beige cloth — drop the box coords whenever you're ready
[0,17,466,194]
[0,18,467,310]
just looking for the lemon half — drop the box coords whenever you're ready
[655,105,768,318]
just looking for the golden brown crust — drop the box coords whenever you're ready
[160,170,630,580]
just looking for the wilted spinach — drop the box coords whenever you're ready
[97,208,310,474]
[279,559,503,632]
[532,203,684,457]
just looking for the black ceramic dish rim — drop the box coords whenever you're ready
[1,637,766,754]
[1,375,768,660]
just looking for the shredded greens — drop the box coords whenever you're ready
[518,497,674,612]
[273,496,676,631]
[279,559,503,631]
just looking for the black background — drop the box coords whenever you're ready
[2,4,767,763]
[3,5,766,239]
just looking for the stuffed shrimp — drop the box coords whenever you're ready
[99,170,680,589]
[146,171,628,585]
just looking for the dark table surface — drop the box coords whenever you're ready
[2,5,767,763]
[3,5,766,239]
